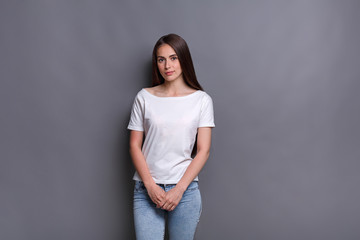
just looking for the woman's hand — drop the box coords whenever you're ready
[161,186,185,211]
[146,183,166,207]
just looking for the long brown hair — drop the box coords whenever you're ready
[152,33,203,90]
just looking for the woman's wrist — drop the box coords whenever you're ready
[143,179,157,189]
[175,182,187,193]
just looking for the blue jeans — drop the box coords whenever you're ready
[133,181,202,240]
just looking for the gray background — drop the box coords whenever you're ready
[1,1,360,239]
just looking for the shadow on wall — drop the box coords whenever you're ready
[117,60,152,239]
[116,113,136,239]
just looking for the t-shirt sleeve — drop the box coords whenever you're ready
[127,92,144,131]
[198,93,215,128]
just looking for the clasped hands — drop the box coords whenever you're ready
[147,183,185,211]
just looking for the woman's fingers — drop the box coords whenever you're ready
[161,187,184,211]
[161,201,172,210]
[155,196,166,208]
[147,184,166,206]
[162,201,177,211]
[148,185,185,211]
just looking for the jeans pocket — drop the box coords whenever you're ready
[134,181,147,192]
[186,181,199,192]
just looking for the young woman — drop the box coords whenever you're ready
[127,33,215,240]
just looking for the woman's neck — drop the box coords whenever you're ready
[162,79,189,91]
[157,81,195,97]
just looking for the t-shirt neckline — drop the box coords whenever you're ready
[142,88,201,99]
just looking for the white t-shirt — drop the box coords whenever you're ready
[127,88,215,184]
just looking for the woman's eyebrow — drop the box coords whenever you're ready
[157,54,177,58]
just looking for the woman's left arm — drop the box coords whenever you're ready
[160,127,212,211]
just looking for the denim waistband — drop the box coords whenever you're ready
[134,180,199,192]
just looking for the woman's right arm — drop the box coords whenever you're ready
[129,130,166,207]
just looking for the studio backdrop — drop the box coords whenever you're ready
[1,1,360,239]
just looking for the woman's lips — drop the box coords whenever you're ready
[165,71,174,76]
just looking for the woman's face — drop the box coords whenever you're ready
[156,44,183,83]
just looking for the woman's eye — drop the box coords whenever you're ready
[158,59,164,63]
[171,57,177,61]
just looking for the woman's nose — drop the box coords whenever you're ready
[165,60,170,69]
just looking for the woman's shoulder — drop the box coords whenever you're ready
[143,86,159,96]
[130,88,147,102]
[133,86,154,95]
[198,90,213,100]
